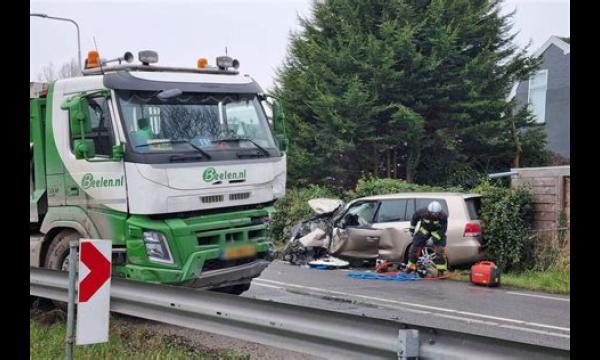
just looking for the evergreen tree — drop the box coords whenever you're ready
[275,0,550,188]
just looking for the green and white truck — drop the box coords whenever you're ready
[30,50,288,294]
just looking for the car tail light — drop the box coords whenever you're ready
[464,222,481,237]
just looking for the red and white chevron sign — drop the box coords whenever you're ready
[76,239,112,345]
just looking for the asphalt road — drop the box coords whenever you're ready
[243,260,570,351]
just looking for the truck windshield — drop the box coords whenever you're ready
[116,90,277,156]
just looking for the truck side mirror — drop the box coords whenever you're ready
[73,139,96,159]
[62,93,93,159]
[61,90,119,162]
[111,144,124,161]
[62,93,92,140]
[271,99,289,153]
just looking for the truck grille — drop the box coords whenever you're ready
[229,192,250,201]
[201,195,224,204]
[196,224,268,247]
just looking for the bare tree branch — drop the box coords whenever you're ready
[37,58,81,82]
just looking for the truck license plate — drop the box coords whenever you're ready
[222,245,257,260]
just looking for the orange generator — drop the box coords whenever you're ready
[470,261,501,287]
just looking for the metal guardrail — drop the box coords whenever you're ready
[31,268,569,359]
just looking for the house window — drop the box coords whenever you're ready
[528,69,548,124]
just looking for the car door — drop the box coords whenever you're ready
[329,201,382,259]
[372,198,414,260]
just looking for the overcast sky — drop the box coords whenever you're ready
[30,0,570,90]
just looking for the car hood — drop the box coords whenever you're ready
[308,198,344,215]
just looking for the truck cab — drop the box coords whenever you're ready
[30,51,288,294]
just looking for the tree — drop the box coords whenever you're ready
[37,58,81,82]
[275,0,549,188]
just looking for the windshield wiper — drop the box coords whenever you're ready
[212,138,270,157]
[135,139,180,148]
[135,139,211,159]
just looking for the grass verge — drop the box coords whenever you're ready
[30,308,249,360]
[448,268,570,294]
[500,268,570,294]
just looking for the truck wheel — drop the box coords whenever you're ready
[44,230,80,310]
[213,282,252,295]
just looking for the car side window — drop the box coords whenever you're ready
[87,97,115,156]
[405,198,416,220]
[415,198,449,216]
[375,199,408,223]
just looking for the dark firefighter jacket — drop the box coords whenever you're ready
[409,208,448,241]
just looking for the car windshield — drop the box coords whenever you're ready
[116,90,277,155]
[344,202,378,226]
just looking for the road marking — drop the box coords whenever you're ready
[254,278,570,334]
[505,291,570,302]
[498,324,571,339]
[253,283,441,316]
[252,281,570,339]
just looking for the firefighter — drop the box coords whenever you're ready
[406,201,448,274]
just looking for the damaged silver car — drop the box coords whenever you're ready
[282,193,484,267]
[282,198,343,265]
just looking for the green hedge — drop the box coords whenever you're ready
[472,181,534,271]
[347,177,464,199]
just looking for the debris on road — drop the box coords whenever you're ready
[308,256,349,269]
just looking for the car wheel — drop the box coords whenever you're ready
[404,244,433,263]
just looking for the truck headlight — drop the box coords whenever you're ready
[143,231,174,264]
[272,173,286,198]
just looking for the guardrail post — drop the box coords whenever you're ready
[65,240,78,360]
[398,329,419,359]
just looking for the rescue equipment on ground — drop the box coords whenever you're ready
[470,261,501,287]
[308,256,350,269]
[348,271,422,281]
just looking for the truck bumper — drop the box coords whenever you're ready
[118,242,272,286]
[182,259,270,288]
[118,206,275,287]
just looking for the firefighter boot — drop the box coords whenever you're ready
[434,247,448,274]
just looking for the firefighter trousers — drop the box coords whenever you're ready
[408,232,447,270]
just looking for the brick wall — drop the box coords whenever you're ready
[510,166,570,230]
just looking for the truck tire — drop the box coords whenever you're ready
[44,230,80,310]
